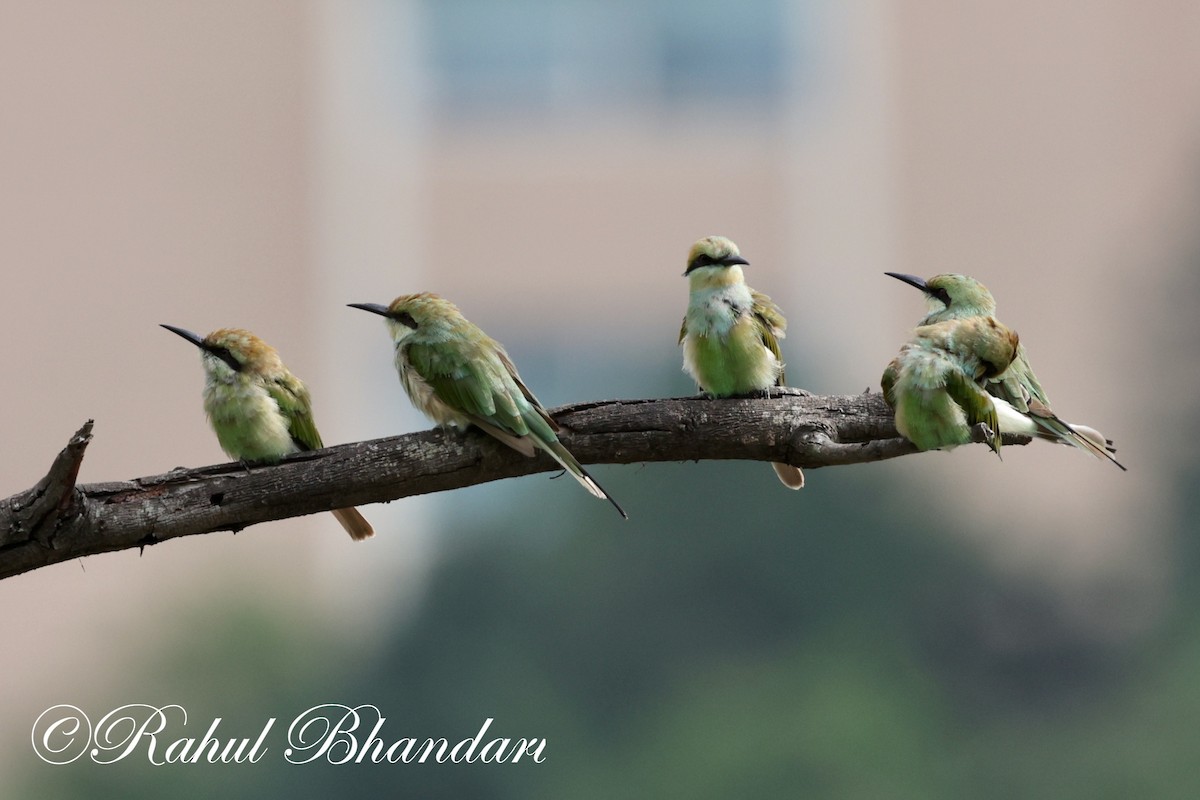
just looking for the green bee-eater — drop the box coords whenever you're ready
[678,235,805,489]
[881,317,1021,455]
[885,272,1125,470]
[348,294,627,518]
[161,325,374,541]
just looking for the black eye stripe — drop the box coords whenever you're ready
[208,346,243,372]
[396,311,417,329]
[933,287,952,306]
[685,252,741,273]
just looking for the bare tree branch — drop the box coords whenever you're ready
[0,392,1029,580]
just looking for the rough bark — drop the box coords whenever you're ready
[0,391,1028,580]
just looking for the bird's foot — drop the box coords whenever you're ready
[969,423,1002,458]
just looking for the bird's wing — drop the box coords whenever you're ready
[751,291,787,338]
[988,371,1030,412]
[495,347,560,433]
[985,346,1047,413]
[406,340,552,454]
[1013,345,1050,405]
[268,375,323,451]
[490,347,626,516]
[945,368,1001,454]
[880,357,900,409]
[751,291,787,385]
[677,315,687,345]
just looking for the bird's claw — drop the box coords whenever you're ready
[970,422,1002,457]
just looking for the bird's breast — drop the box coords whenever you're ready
[202,377,296,461]
[682,312,780,395]
[685,286,751,339]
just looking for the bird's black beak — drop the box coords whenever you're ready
[884,272,930,294]
[723,255,750,267]
[347,302,392,318]
[160,324,206,349]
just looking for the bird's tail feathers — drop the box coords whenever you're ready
[1005,401,1126,471]
[1016,396,1126,470]
[332,507,375,541]
[543,440,628,519]
[1069,423,1120,456]
[1048,420,1127,471]
[771,462,805,489]
[471,418,537,457]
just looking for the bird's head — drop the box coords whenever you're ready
[161,325,282,379]
[969,317,1020,379]
[684,236,750,286]
[886,272,997,323]
[349,292,464,345]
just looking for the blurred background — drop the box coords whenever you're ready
[3,0,1199,795]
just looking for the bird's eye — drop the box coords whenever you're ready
[690,254,717,269]
[933,287,952,306]
[209,346,243,372]
[396,311,418,329]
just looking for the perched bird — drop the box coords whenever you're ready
[882,317,1021,455]
[348,294,627,518]
[885,272,1125,470]
[678,235,805,489]
[161,325,374,541]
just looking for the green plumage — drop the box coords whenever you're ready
[678,235,804,489]
[268,374,322,453]
[882,318,1020,455]
[405,339,559,450]
[350,293,627,517]
[161,324,374,540]
[885,271,1125,469]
